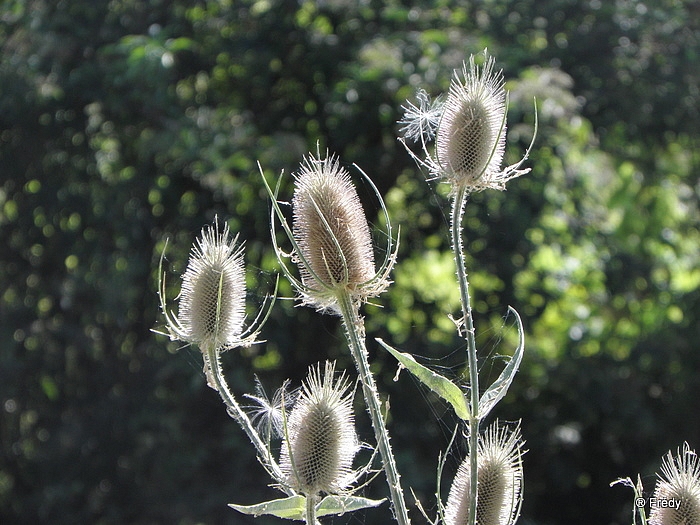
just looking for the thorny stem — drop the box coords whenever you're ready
[451,187,480,525]
[336,291,411,525]
[203,343,290,493]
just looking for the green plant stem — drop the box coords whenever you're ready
[337,291,411,525]
[306,494,318,525]
[203,344,289,492]
[451,188,480,525]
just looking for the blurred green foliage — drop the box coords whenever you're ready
[1,0,698,524]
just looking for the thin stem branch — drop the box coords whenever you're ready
[336,291,411,525]
[450,188,480,525]
[203,344,289,493]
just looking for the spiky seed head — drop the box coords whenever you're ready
[436,51,507,192]
[175,219,246,350]
[280,361,359,496]
[649,443,700,525]
[444,421,524,525]
[398,50,533,193]
[291,152,377,310]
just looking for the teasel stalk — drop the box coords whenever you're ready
[443,421,524,525]
[260,151,410,524]
[280,361,359,524]
[648,443,700,525]
[400,50,535,525]
[155,218,285,487]
[451,188,481,525]
[442,52,531,525]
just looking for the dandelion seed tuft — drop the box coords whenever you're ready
[157,218,250,351]
[245,378,297,440]
[398,88,444,143]
[649,443,700,525]
[444,421,524,525]
[280,361,359,496]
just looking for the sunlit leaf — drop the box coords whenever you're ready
[478,306,525,419]
[316,495,386,517]
[40,375,59,401]
[377,338,470,420]
[229,495,305,520]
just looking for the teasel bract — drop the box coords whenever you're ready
[444,422,524,525]
[398,49,535,195]
[267,150,397,314]
[156,217,269,351]
[649,443,700,525]
[280,361,359,496]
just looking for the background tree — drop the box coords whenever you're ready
[1,0,698,523]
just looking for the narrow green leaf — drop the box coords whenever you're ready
[376,338,470,420]
[317,495,386,517]
[229,495,306,520]
[478,306,525,419]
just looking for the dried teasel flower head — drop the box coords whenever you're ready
[398,50,535,195]
[649,443,700,525]
[265,150,396,314]
[280,361,359,496]
[156,217,269,351]
[444,421,525,525]
[437,51,506,189]
[293,153,375,291]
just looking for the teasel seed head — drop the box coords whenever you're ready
[444,421,524,525]
[157,217,269,351]
[436,51,506,190]
[293,153,374,291]
[398,50,534,194]
[284,151,395,313]
[649,443,700,525]
[280,361,359,496]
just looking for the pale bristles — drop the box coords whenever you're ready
[398,49,535,195]
[444,421,525,525]
[649,443,700,525]
[280,361,359,496]
[264,150,397,314]
[156,217,270,352]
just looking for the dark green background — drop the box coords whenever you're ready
[1,0,698,523]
